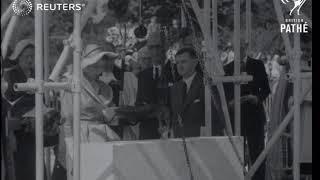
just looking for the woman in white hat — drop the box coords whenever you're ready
[53,43,119,179]
[2,39,38,180]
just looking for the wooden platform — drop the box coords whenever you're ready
[65,137,244,180]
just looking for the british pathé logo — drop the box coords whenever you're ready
[281,0,307,16]
[12,0,33,16]
[280,0,309,33]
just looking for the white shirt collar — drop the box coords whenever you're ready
[153,64,161,69]
[153,65,162,79]
[183,72,197,92]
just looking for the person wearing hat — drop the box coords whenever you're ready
[220,42,234,66]
[53,43,120,180]
[8,39,35,78]
[223,43,271,180]
[2,40,39,180]
[1,56,11,180]
[4,39,35,101]
[137,46,152,71]
[133,30,180,140]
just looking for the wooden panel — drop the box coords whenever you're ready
[114,137,244,180]
[301,76,312,101]
[65,138,117,180]
[65,137,244,180]
[300,101,312,163]
[300,76,312,162]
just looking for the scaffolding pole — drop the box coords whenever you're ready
[246,0,252,52]
[1,15,19,58]
[43,5,50,106]
[190,0,234,137]
[272,0,294,68]
[209,0,218,136]
[293,13,302,180]
[34,1,44,180]
[43,4,52,179]
[203,0,212,137]
[1,1,13,32]
[245,84,311,180]
[72,5,82,180]
[48,0,97,82]
[234,0,241,136]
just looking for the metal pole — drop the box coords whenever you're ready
[1,2,14,32]
[203,0,212,137]
[43,5,50,106]
[293,14,301,180]
[48,44,72,82]
[189,0,233,136]
[34,1,44,180]
[209,0,219,136]
[272,0,294,68]
[246,0,252,52]
[234,0,241,136]
[48,1,97,82]
[1,15,19,58]
[245,84,311,180]
[43,4,52,179]
[210,75,252,84]
[72,5,82,180]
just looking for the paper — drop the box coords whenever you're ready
[102,107,119,125]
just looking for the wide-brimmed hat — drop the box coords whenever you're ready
[138,46,151,59]
[147,30,163,47]
[81,44,119,69]
[8,39,35,60]
[2,59,19,72]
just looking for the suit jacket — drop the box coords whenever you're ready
[136,62,180,139]
[3,65,35,119]
[223,57,271,103]
[170,73,205,137]
[223,57,271,134]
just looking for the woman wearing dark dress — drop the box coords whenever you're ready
[3,39,38,180]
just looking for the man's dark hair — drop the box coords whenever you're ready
[175,47,198,59]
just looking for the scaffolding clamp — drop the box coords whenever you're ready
[36,80,45,94]
[71,79,81,93]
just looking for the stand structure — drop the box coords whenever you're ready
[0,0,311,180]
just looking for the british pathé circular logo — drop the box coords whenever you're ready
[280,0,309,33]
[12,0,33,16]
[281,0,307,16]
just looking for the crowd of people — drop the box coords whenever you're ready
[3,14,309,180]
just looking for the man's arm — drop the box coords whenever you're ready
[210,85,226,136]
[257,61,271,102]
[135,71,149,106]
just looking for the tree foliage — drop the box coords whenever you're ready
[1,0,312,58]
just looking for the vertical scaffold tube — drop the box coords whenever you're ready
[72,4,82,180]
[293,14,301,180]
[234,0,241,136]
[246,0,252,52]
[34,1,44,180]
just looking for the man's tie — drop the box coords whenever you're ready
[155,66,159,80]
[182,81,187,103]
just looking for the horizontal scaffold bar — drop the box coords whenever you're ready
[209,75,253,84]
[14,82,72,92]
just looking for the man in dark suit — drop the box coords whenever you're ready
[169,47,206,137]
[223,45,271,180]
[135,31,180,140]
